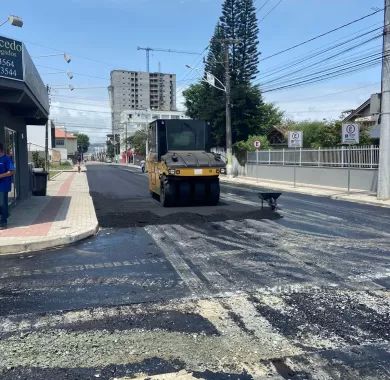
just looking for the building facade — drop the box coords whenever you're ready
[53,127,78,159]
[108,70,177,136]
[0,35,49,203]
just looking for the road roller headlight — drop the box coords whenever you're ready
[220,168,226,174]
[168,169,175,175]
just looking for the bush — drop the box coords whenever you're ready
[233,135,270,166]
[32,151,45,169]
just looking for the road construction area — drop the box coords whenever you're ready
[0,164,389,379]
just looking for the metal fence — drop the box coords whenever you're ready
[247,145,380,169]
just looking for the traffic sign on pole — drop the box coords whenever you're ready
[288,131,303,148]
[254,140,261,149]
[342,123,360,145]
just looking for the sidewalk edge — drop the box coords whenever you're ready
[220,177,390,208]
[0,222,99,255]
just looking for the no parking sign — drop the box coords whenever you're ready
[254,140,261,149]
[342,123,360,144]
[288,131,303,148]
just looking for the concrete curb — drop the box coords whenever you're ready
[0,223,99,255]
[220,177,390,208]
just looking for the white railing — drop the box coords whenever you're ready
[247,145,379,169]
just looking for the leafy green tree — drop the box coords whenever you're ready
[126,129,148,156]
[76,133,90,153]
[204,23,226,83]
[184,0,281,147]
[219,0,259,83]
[106,141,115,159]
[236,0,260,82]
[184,82,282,147]
[220,0,240,79]
[233,134,270,165]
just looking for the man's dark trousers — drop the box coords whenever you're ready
[0,191,8,224]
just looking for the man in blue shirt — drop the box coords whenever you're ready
[0,143,15,229]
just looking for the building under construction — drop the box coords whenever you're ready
[108,70,177,135]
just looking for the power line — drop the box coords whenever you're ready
[51,99,110,107]
[51,94,109,101]
[270,82,379,103]
[37,64,109,80]
[25,40,117,68]
[260,0,283,21]
[258,25,383,81]
[259,34,382,87]
[260,49,383,90]
[260,8,384,61]
[256,0,273,13]
[262,57,382,93]
[50,105,112,113]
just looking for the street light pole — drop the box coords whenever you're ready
[378,0,390,199]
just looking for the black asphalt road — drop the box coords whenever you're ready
[0,163,389,380]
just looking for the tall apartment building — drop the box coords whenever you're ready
[108,70,177,134]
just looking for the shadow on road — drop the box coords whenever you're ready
[90,192,282,228]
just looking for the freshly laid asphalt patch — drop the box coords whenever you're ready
[91,192,280,228]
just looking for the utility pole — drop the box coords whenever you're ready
[224,43,233,177]
[45,85,50,172]
[378,0,390,199]
[218,38,239,177]
[125,122,128,164]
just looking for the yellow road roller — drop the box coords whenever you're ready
[146,119,226,206]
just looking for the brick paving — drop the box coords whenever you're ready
[0,170,98,255]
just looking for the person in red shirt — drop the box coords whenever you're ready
[0,143,16,229]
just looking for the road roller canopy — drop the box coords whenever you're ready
[149,119,211,159]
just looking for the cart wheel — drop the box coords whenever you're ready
[268,197,277,210]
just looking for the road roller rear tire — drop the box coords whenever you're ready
[207,180,220,206]
[160,179,175,207]
[178,181,191,205]
[194,182,206,203]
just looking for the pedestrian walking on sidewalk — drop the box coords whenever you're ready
[77,154,82,173]
[0,143,15,229]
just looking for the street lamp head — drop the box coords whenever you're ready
[64,53,71,63]
[8,15,23,27]
[69,84,74,91]
[66,71,74,80]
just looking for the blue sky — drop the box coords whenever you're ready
[1,0,384,142]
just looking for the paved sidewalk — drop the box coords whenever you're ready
[221,175,390,208]
[0,169,98,255]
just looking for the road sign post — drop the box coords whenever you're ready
[288,131,303,188]
[342,123,360,194]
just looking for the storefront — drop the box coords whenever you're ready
[0,35,49,203]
